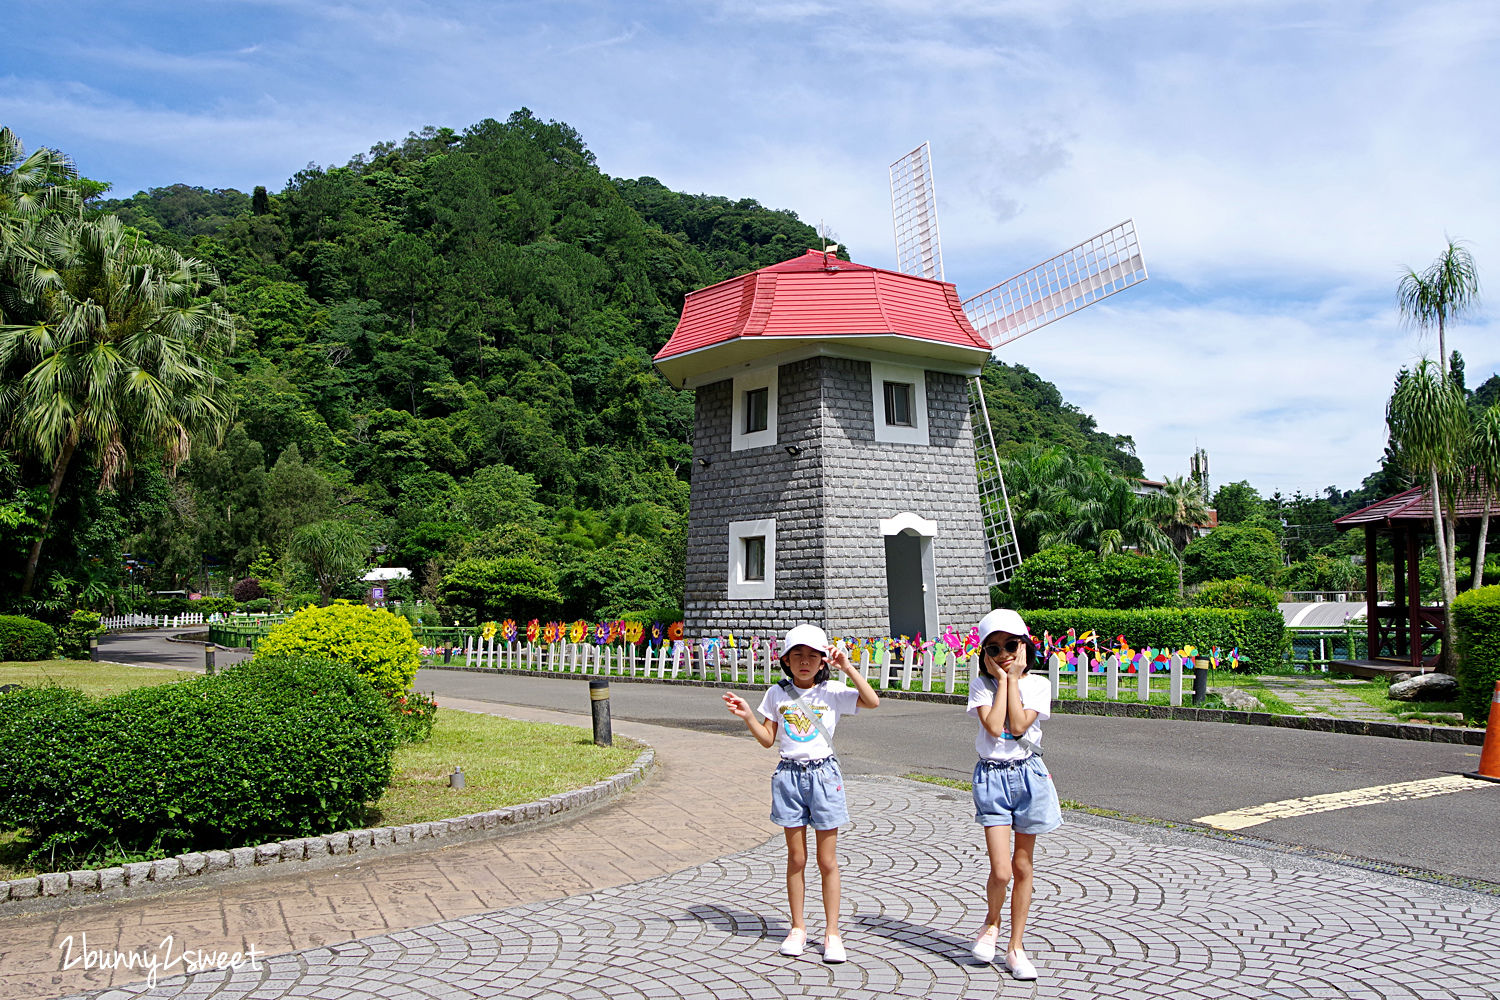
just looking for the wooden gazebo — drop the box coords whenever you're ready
[1334,484,1492,671]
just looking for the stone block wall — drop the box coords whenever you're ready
[684,356,990,640]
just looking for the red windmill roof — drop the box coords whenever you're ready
[653,249,992,388]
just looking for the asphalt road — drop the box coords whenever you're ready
[96,631,1500,888]
[415,668,1500,887]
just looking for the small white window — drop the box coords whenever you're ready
[728,518,775,599]
[744,387,769,434]
[883,380,914,426]
[870,361,929,445]
[743,536,766,581]
[731,368,777,451]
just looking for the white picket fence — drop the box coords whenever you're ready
[1046,652,1193,707]
[102,613,216,630]
[462,637,1198,705]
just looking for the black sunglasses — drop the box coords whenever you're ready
[983,639,1023,657]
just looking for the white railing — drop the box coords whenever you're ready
[460,637,1198,705]
[102,613,213,630]
[1045,652,1191,707]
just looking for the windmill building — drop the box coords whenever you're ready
[653,249,994,641]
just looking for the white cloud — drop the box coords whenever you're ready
[5,0,1498,498]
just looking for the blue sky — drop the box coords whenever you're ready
[5,0,1498,497]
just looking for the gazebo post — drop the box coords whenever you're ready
[1405,527,1422,670]
[1392,524,1408,659]
[1364,527,1378,662]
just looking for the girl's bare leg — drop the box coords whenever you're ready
[815,828,841,937]
[784,827,808,930]
[981,824,1014,933]
[1007,833,1037,953]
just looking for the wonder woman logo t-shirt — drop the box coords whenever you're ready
[757,680,860,761]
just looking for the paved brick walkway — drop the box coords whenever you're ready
[59,777,1500,1000]
[0,700,777,1000]
[1256,675,1404,722]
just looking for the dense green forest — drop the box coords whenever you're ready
[2,111,1149,620]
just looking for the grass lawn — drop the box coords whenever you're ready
[0,659,197,695]
[0,669,643,878]
[1325,678,1469,724]
[371,710,643,826]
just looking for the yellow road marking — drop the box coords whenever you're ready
[1194,775,1487,831]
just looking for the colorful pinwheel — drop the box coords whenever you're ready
[501,619,518,642]
[624,621,644,644]
[526,619,540,643]
[668,621,684,641]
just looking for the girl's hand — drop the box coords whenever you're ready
[830,642,854,676]
[1006,653,1028,680]
[722,691,751,719]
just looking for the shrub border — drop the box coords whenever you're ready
[0,741,653,912]
[416,664,1486,746]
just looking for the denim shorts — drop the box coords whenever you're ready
[770,757,849,830]
[971,755,1063,834]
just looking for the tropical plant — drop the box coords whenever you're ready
[289,519,370,605]
[1157,474,1213,594]
[1397,239,1480,381]
[1182,522,1284,588]
[1386,359,1469,668]
[1467,404,1500,590]
[0,127,80,288]
[0,213,236,596]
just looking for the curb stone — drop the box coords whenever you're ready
[0,746,654,914]
[420,663,1486,745]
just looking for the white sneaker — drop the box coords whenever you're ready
[822,935,846,963]
[1006,949,1038,981]
[778,928,805,956]
[970,927,998,963]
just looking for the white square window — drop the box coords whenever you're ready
[728,518,775,599]
[883,380,914,426]
[731,368,777,451]
[869,361,929,445]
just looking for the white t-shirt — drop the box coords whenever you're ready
[967,672,1051,762]
[757,679,861,762]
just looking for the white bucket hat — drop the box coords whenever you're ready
[976,608,1029,642]
[781,624,831,659]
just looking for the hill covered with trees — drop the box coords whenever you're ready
[1,111,1143,620]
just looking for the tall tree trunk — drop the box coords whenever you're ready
[20,437,78,597]
[1438,313,1447,380]
[1429,468,1457,671]
[1473,498,1492,591]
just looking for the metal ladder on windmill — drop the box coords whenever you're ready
[889,141,1150,584]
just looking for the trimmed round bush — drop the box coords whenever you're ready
[1191,577,1282,612]
[1453,585,1500,724]
[0,615,56,661]
[254,601,421,697]
[0,657,399,860]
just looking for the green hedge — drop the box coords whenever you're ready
[1024,607,1288,668]
[254,601,421,697]
[0,656,398,863]
[1453,585,1500,724]
[0,615,56,661]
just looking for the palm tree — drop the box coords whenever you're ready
[290,520,371,605]
[1386,359,1468,668]
[0,214,236,596]
[1397,240,1480,380]
[1158,474,1213,595]
[1,128,80,325]
[1468,404,1500,589]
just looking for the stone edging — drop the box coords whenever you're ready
[420,664,1485,745]
[0,746,654,913]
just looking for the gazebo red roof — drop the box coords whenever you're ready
[652,249,993,388]
[1334,482,1495,530]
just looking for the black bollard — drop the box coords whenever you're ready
[205,645,216,675]
[589,678,612,746]
[89,636,99,662]
[1192,656,1209,706]
[444,645,455,664]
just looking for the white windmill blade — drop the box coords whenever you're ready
[889,142,944,281]
[968,377,1023,586]
[962,219,1147,348]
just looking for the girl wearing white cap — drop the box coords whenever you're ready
[966,607,1062,981]
[722,623,880,964]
